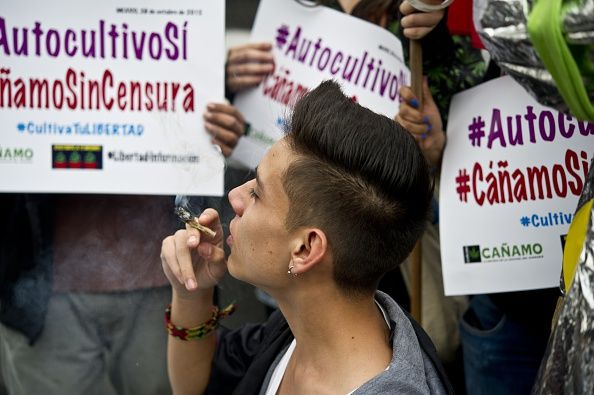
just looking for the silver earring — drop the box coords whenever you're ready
[287,265,298,276]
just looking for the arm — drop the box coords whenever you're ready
[160,209,227,395]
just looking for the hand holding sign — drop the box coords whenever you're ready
[396,80,445,168]
[399,0,445,40]
[203,103,247,157]
[226,42,275,93]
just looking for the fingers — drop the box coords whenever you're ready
[197,242,225,269]
[399,85,417,107]
[161,235,183,285]
[397,77,445,167]
[226,75,269,92]
[401,27,434,40]
[247,42,273,51]
[231,42,273,52]
[203,113,244,140]
[161,230,198,291]
[160,208,227,293]
[193,209,228,279]
[226,62,274,90]
[396,114,431,137]
[197,208,224,242]
[398,86,424,123]
[185,225,201,248]
[211,139,233,157]
[399,1,444,40]
[203,103,246,157]
[227,46,274,65]
[399,0,416,15]
[206,103,246,121]
[227,62,274,77]
[198,243,228,285]
[397,85,432,137]
[422,78,436,106]
[204,121,242,156]
[398,104,424,127]
[204,119,242,143]
[176,228,199,290]
[226,43,275,93]
[401,10,444,29]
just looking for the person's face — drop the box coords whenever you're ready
[226,139,294,288]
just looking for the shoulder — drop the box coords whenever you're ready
[373,291,454,395]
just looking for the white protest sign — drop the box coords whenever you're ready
[440,76,594,295]
[0,0,225,196]
[231,0,410,168]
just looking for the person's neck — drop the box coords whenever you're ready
[273,285,392,394]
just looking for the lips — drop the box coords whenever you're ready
[227,216,238,247]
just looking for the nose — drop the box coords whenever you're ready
[228,179,253,217]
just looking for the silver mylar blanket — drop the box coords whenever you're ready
[473,0,594,115]
[473,2,594,391]
[532,162,594,393]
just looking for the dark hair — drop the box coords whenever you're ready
[283,80,432,296]
[314,0,400,27]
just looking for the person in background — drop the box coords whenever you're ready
[0,196,177,395]
[454,62,559,395]
[0,17,278,395]
[399,59,560,395]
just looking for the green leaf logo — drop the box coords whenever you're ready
[464,245,482,263]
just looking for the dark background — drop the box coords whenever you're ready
[227,0,260,30]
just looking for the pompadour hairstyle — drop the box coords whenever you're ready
[283,80,432,295]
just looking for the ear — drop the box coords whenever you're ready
[289,228,328,275]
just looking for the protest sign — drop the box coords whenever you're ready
[231,0,410,168]
[440,76,594,295]
[0,0,225,196]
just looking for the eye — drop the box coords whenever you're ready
[249,188,259,200]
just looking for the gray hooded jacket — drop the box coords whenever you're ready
[259,291,447,394]
[206,291,451,394]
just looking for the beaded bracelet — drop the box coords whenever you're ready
[165,303,236,341]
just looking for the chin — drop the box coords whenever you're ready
[226,256,258,287]
[226,255,241,279]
